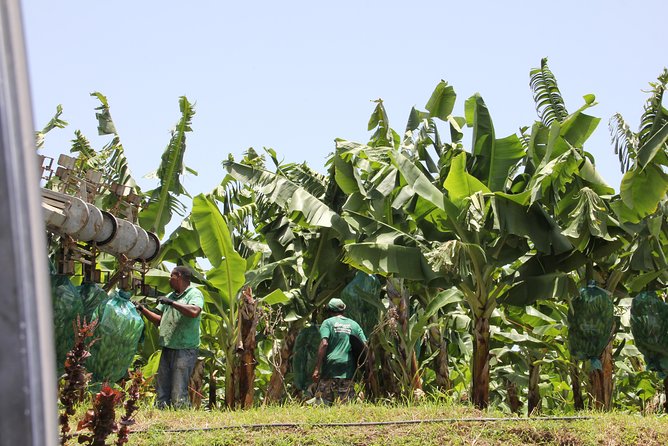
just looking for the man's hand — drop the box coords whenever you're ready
[157,296,175,306]
[133,301,144,312]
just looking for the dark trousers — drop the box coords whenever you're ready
[155,347,197,409]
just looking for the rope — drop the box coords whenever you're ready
[130,415,591,434]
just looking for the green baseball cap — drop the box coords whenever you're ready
[327,298,346,312]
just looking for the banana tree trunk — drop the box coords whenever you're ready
[224,346,236,409]
[589,335,614,411]
[365,340,379,400]
[570,363,584,411]
[188,358,205,409]
[396,285,422,393]
[504,378,521,414]
[664,377,668,413]
[376,343,399,398]
[601,336,614,410]
[588,367,604,410]
[528,357,541,415]
[265,324,299,403]
[410,351,421,393]
[237,289,258,409]
[428,324,451,391]
[472,316,490,409]
[207,368,217,410]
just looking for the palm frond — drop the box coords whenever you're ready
[91,92,117,135]
[224,202,258,229]
[102,136,139,191]
[89,93,140,193]
[518,126,531,151]
[138,96,196,238]
[212,172,281,233]
[224,160,351,238]
[368,99,399,148]
[35,104,68,150]
[156,97,195,195]
[638,68,668,147]
[609,113,638,173]
[285,163,327,198]
[70,130,96,163]
[529,58,569,126]
[403,111,442,173]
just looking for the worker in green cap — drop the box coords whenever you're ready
[312,297,367,404]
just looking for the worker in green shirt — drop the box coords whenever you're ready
[312,298,367,404]
[135,266,204,408]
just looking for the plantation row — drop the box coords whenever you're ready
[44,59,668,415]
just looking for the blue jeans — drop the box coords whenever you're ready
[155,347,198,409]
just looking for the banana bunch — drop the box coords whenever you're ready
[340,272,381,336]
[292,325,322,391]
[630,291,668,375]
[567,282,614,369]
[78,281,109,322]
[87,290,144,383]
[51,274,85,376]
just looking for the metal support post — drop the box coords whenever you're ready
[0,0,58,444]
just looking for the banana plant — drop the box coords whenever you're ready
[35,104,67,150]
[492,301,575,414]
[189,193,246,408]
[139,96,197,239]
[222,150,356,402]
[609,68,668,224]
[337,82,577,408]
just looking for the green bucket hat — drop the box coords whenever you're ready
[327,298,346,312]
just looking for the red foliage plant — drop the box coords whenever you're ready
[77,383,123,446]
[59,317,98,445]
[115,369,144,446]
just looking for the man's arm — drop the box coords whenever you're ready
[312,338,328,382]
[157,295,202,318]
[170,300,202,318]
[135,304,162,327]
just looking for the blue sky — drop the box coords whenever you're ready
[22,0,666,198]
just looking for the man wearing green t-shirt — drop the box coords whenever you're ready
[312,298,367,404]
[135,266,204,408]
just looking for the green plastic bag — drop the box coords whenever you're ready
[339,271,381,336]
[87,289,144,383]
[78,281,109,322]
[292,325,321,392]
[630,290,668,376]
[51,273,84,376]
[567,282,614,370]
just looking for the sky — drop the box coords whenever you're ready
[21,0,667,201]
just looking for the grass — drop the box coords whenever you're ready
[109,402,668,445]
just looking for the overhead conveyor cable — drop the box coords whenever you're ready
[129,415,592,434]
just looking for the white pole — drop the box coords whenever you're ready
[0,0,58,444]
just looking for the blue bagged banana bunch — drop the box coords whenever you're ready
[87,289,144,383]
[567,282,614,370]
[78,281,109,322]
[339,272,381,336]
[630,290,668,376]
[51,273,84,376]
[292,325,321,393]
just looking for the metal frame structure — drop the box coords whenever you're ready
[0,0,58,444]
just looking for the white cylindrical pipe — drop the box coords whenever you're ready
[42,188,160,261]
[102,218,138,257]
[72,203,102,242]
[143,232,160,261]
[94,211,117,245]
[43,191,90,235]
[126,226,149,259]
